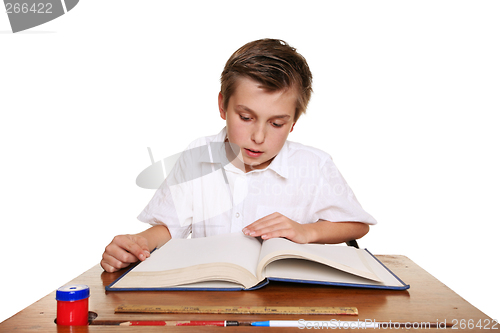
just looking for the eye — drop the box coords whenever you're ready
[272,122,284,128]
[240,115,251,121]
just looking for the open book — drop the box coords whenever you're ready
[106,233,408,291]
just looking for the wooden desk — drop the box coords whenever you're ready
[0,255,493,332]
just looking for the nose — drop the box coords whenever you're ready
[251,123,265,145]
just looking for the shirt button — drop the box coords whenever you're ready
[235,212,240,218]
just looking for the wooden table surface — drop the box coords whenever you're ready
[0,255,493,332]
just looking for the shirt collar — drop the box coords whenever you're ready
[197,127,230,164]
[265,141,289,179]
[203,127,289,179]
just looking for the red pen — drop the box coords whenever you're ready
[119,320,239,326]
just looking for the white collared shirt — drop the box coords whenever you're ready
[138,127,376,239]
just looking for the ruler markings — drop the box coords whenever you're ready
[115,305,358,315]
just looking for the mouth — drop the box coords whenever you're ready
[244,148,264,157]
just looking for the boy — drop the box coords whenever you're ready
[101,39,376,273]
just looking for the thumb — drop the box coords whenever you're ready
[135,236,151,257]
[127,235,150,261]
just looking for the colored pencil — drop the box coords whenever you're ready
[91,320,243,326]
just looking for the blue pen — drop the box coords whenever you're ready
[252,321,301,327]
[251,321,270,327]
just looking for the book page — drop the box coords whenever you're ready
[264,259,379,285]
[257,238,380,281]
[155,281,249,289]
[133,232,262,277]
[264,252,405,288]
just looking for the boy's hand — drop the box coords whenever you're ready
[101,234,151,273]
[242,212,311,244]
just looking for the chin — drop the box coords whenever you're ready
[247,161,267,170]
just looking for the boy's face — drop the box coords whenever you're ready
[218,77,296,173]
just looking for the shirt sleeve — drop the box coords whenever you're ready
[137,149,195,239]
[309,157,377,225]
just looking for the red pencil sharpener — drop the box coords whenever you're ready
[56,284,90,326]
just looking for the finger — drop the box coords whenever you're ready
[253,221,292,238]
[260,227,294,239]
[132,236,151,258]
[245,212,280,228]
[114,235,149,261]
[250,213,291,234]
[101,259,121,273]
[243,213,282,235]
[100,260,118,273]
[102,246,137,271]
[250,216,306,241]
[101,253,131,273]
[105,240,141,264]
[259,228,305,243]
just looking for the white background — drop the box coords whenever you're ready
[1,0,498,323]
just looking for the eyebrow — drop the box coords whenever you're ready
[236,105,291,119]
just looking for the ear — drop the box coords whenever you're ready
[218,92,226,120]
[290,122,296,133]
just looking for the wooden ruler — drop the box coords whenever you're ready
[115,304,358,315]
